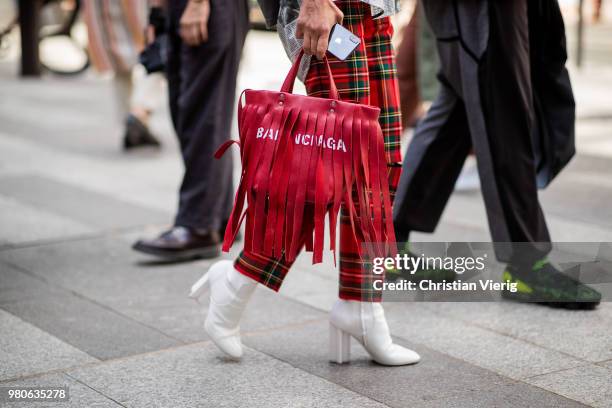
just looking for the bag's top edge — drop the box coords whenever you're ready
[243,88,381,117]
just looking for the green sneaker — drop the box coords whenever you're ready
[385,247,456,284]
[502,260,601,310]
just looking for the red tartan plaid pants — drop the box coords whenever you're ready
[234,0,402,302]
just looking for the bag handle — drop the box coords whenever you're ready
[281,50,340,100]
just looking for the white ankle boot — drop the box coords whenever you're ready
[189,260,257,360]
[329,300,420,366]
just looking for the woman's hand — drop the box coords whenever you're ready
[180,0,210,46]
[296,0,343,59]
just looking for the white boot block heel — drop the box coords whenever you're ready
[329,323,351,364]
[329,300,420,366]
[188,272,210,301]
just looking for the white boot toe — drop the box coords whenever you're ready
[371,344,420,366]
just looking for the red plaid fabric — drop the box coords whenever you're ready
[234,0,402,302]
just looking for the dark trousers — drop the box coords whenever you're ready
[167,0,249,231]
[394,0,551,263]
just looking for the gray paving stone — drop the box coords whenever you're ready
[0,73,134,156]
[277,261,339,312]
[420,302,612,363]
[66,342,389,408]
[540,157,612,229]
[0,261,67,304]
[243,320,586,408]
[408,160,612,243]
[0,175,168,230]
[0,235,325,344]
[0,310,97,381]
[100,284,328,344]
[0,263,180,360]
[420,188,612,244]
[414,224,490,242]
[415,387,588,408]
[526,364,612,408]
[0,195,93,246]
[0,373,121,407]
[0,134,180,217]
[384,303,585,380]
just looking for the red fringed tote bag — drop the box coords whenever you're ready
[215,51,396,264]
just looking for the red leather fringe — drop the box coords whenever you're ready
[215,54,396,265]
[216,99,396,264]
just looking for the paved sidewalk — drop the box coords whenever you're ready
[1,22,612,408]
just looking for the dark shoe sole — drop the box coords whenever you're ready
[132,242,221,261]
[501,289,600,310]
[123,115,161,150]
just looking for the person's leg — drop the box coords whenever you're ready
[317,1,419,365]
[195,206,314,359]
[480,0,550,255]
[396,2,422,129]
[130,69,164,119]
[133,0,249,259]
[198,0,418,364]
[112,71,132,121]
[173,0,248,232]
[233,206,314,292]
[166,3,182,135]
[307,1,405,301]
[305,1,382,302]
[393,84,472,242]
[346,13,404,302]
[594,0,603,22]
[481,0,599,307]
[123,68,163,149]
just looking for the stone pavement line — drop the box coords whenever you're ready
[383,304,611,407]
[0,195,93,247]
[0,310,98,382]
[0,338,218,385]
[417,302,612,363]
[0,224,164,252]
[43,328,590,408]
[0,131,181,217]
[0,220,607,408]
[63,342,391,408]
[0,174,169,232]
[63,372,129,408]
[269,285,608,407]
[1,258,188,346]
[413,301,612,363]
[0,319,589,408]
[0,236,588,408]
[525,364,612,408]
[0,261,183,360]
[596,358,612,368]
[242,319,590,407]
[1,372,124,408]
[280,267,608,368]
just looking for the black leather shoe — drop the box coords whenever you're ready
[132,226,221,260]
[123,114,161,150]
